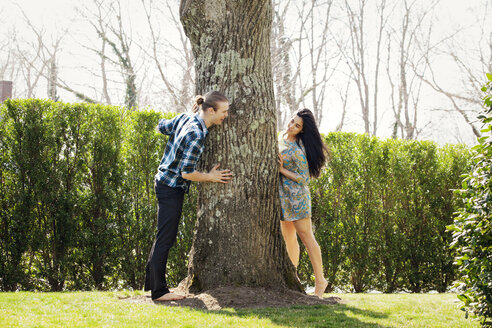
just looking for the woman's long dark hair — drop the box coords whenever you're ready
[294,108,328,178]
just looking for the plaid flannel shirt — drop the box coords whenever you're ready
[155,113,208,192]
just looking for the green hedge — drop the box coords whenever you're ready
[0,99,193,291]
[0,99,472,292]
[304,133,471,293]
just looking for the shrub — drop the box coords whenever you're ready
[305,133,471,293]
[448,73,492,325]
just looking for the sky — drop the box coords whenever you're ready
[1,0,489,145]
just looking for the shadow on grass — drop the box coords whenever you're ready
[224,303,388,328]
[154,299,389,328]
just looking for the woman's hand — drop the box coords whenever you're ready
[278,153,284,169]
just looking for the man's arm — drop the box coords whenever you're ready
[180,132,232,184]
[182,164,232,183]
[156,114,183,135]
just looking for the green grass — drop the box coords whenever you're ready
[0,291,480,328]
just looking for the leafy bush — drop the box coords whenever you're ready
[448,73,492,325]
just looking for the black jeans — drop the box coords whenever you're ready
[144,180,185,300]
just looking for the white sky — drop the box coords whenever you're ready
[1,0,489,145]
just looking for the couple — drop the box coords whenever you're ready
[145,91,328,301]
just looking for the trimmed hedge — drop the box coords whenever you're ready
[0,99,190,291]
[304,133,471,293]
[0,99,472,292]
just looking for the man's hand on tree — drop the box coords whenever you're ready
[208,164,233,183]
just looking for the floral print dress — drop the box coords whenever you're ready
[278,134,311,221]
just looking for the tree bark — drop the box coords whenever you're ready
[179,0,301,292]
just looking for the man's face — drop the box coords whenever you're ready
[211,101,229,125]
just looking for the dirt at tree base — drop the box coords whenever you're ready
[123,286,340,311]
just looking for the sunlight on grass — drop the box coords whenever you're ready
[0,291,481,328]
[325,293,479,328]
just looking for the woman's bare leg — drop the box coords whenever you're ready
[293,217,328,298]
[280,220,300,268]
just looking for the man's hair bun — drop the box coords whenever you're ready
[191,91,228,113]
[195,95,205,105]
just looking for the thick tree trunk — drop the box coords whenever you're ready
[179,0,301,292]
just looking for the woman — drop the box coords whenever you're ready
[278,108,328,299]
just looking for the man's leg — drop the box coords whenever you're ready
[145,182,184,300]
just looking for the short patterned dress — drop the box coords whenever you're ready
[278,134,311,221]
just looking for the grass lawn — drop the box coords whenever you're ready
[0,291,480,328]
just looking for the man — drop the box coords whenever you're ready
[145,91,232,301]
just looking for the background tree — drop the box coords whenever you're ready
[335,0,380,135]
[1,0,490,145]
[179,0,300,292]
[270,0,296,130]
[388,0,438,139]
[271,0,336,130]
[77,0,139,109]
[12,20,47,99]
[12,6,97,103]
[416,1,491,140]
[141,0,195,113]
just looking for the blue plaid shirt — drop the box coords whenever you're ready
[155,113,208,192]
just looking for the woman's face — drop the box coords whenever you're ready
[287,115,303,136]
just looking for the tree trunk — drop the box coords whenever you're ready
[179,0,301,292]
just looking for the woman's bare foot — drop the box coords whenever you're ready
[153,292,185,302]
[314,279,328,299]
